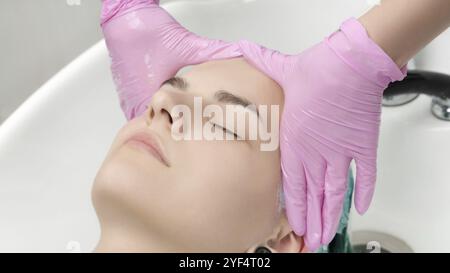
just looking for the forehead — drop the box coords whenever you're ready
[180,58,284,109]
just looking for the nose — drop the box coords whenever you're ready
[145,90,176,131]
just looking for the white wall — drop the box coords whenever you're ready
[415,29,450,74]
[0,0,102,124]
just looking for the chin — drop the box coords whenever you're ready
[93,143,180,217]
[91,145,163,217]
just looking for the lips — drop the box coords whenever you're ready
[124,130,170,167]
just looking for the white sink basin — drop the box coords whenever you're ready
[350,94,450,252]
[1,0,448,252]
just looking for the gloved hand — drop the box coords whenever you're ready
[238,18,407,250]
[101,0,242,120]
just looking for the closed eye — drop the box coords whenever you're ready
[213,124,241,140]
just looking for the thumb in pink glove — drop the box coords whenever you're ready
[238,18,407,250]
[101,0,242,120]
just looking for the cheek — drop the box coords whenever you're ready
[168,142,280,249]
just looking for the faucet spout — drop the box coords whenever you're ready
[384,70,450,121]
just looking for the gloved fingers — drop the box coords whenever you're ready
[280,120,308,236]
[101,1,242,119]
[237,40,289,85]
[354,156,377,214]
[281,150,307,237]
[303,159,326,251]
[321,158,351,245]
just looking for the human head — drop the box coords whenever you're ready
[92,57,305,252]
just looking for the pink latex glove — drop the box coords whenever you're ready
[101,0,242,120]
[238,18,407,250]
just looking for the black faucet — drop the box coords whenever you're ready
[383,70,450,120]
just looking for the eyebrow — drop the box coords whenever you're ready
[161,76,260,118]
[161,76,188,91]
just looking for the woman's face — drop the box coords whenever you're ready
[92,58,300,252]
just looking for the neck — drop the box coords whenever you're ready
[93,220,179,252]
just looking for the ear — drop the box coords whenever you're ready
[268,230,306,253]
[246,211,308,253]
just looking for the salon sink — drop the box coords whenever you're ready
[349,94,450,253]
[0,41,119,252]
[0,0,449,252]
